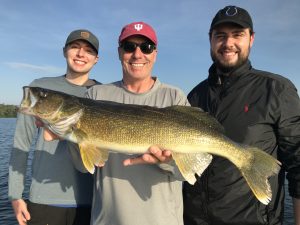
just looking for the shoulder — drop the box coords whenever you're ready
[188,79,209,94]
[250,68,297,94]
[86,81,122,100]
[154,80,189,106]
[187,79,209,102]
[88,81,121,92]
[29,76,90,97]
[29,75,65,88]
[158,82,186,97]
[91,79,102,85]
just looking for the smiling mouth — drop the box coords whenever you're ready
[130,63,145,67]
[223,52,236,56]
[74,59,86,65]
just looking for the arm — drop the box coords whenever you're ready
[41,125,89,173]
[8,113,37,224]
[276,83,300,222]
[36,119,62,141]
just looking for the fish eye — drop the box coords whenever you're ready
[39,90,48,98]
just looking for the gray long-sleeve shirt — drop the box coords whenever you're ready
[8,75,94,206]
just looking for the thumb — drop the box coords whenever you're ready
[23,208,31,221]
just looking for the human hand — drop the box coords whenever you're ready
[11,199,30,225]
[43,129,60,141]
[96,162,105,167]
[35,118,60,141]
[123,145,172,166]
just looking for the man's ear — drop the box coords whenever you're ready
[118,47,122,61]
[250,33,255,48]
[94,55,99,64]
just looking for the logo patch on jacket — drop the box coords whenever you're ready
[244,104,249,112]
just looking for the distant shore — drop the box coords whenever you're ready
[0,104,17,118]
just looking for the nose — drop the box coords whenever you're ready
[76,47,85,57]
[223,36,235,47]
[132,46,143,58]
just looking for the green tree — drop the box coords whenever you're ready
[0,104,18,117]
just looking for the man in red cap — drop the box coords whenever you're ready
[64,21,189,225]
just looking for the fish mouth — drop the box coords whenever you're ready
[19,86,37,115]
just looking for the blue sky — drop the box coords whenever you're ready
[1,0,299,105]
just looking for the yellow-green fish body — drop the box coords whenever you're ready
[19,86,281,205]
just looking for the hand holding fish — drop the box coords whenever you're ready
[123,145,172,166]
[35,119,62,141]
[43,127,61,141]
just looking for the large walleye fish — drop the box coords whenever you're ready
[19,86,281,205]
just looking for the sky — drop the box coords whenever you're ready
[1,0,299,105]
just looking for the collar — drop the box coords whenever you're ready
[208,60,252,86]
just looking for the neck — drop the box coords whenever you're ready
[65,72,90,86]
[122,76,155,93]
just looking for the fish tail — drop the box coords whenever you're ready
[172,152,213,184]
[238,147,281,205]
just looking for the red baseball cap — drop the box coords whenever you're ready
[118,21,157,45]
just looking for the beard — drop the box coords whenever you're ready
[210,46,251,73]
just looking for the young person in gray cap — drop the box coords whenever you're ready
[183,5,300,225]
[8,29,100,225]
[59,21,189,225]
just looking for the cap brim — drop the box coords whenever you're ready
[211,19,251,30]
[120,34,156,45]
[66,38,98,53]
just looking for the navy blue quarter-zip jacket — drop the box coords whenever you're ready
[183,60,300,225]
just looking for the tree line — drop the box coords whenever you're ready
[0,104,18,118]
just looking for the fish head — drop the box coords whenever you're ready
[19,86,66,121]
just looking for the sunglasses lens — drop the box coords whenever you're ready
[140,43,155,54]
[122,42,136,53]
[121,42,156,54]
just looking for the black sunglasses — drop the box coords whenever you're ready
[120,41,156,54]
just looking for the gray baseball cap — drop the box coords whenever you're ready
[65,29,99,53]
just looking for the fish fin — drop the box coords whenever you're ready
[79,143,109,174]
[70,129,88,143]
[168,106,224,133]
[172,152,212,184]
[46,109,83,137]
[238,147,281,205]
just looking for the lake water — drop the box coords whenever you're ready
[0,118,33,225]
[0,118,295,224]
[0,118,18,224]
